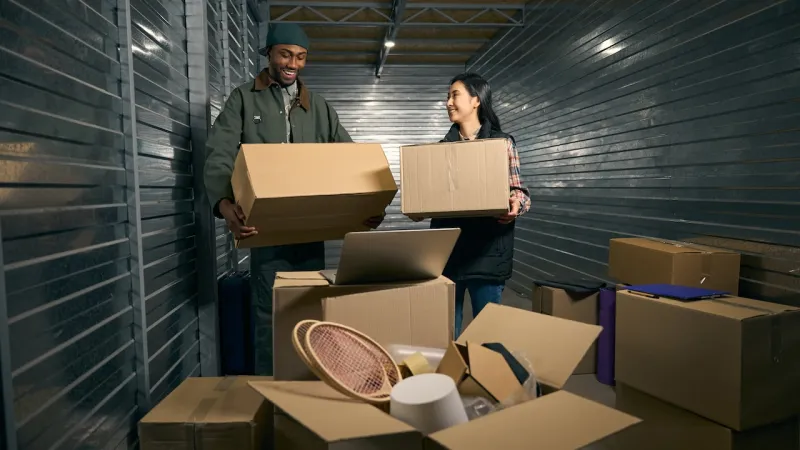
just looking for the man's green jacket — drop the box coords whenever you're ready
[204,69,352,217]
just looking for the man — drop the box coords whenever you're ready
[204,23,384,375]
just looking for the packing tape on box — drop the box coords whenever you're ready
[188,377,239,422]
[446,147,457,192]
[711,299,783,363]
[644,237,716,282]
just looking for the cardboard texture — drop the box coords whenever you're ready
[615,290,800,431]
[608,237,741,294]
[249,304,641,449]
[138,376,273,450]
[532,285,599,374]
[613,384,800,450]
[273,273,455,381]
[436,341,523,403]
[231,143,397,248]
[400,139,510,218]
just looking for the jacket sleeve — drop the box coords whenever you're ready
[204,88,243,218]
[327,101,353,143]
[506,137,531,216]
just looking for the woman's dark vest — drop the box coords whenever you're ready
[430,123,516,282]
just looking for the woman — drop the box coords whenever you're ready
[417,72,531,338]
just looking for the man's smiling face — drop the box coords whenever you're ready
[268,44,307,86]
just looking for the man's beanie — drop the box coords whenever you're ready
[259,23,309,56]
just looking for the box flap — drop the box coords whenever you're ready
[437,341,469,384]
[274,271,330,288]
[465,342,522,403]
[141,377,271,424]
[457,304,601,389]
[621,290,798,321]
[427,390,641,449]
[240,143,397,199]
[248,381,415,442]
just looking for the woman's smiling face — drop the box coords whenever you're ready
[446,81,479,124]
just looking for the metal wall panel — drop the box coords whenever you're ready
[213,0,236,278]
[0,0,221,447]
[0,0,138,448]
[211,0,260,275]
[300,64,463,268]
[130,0,201,407]
[468,0,800,304]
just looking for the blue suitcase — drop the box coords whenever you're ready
[218,271,255,375]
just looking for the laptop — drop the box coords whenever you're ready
[320,228,461,285]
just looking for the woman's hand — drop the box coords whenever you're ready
[496,198,520,224]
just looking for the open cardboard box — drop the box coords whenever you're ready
[250,304,641,448]
[437,341,529,404]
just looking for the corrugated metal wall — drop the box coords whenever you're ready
[469,0,800,304]
[213,0,259,274]
[300,65,462,269]
[131,0,200,411]
[0,0,249,447]
[0,0,139,448]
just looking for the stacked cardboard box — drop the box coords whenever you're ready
[531,285,599,375]
[609,237,800,449]
[139,376,274,450]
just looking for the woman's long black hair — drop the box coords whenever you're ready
[450,72,502,133]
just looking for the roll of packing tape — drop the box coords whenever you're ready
[386,344,446,370]
[390,373,469,434]
[401,352,433,376]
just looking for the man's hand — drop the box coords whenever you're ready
[496,198,520,225]
[363,212,386,229]
[219,199,258,239]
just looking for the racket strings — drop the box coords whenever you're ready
[305,324,401,401]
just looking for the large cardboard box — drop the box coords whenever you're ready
[613,383,799,450]
[250,304,642,449]
[532,285,598,374]
[138,376,273,450]
[615,289,800,431]
[608,237,741,294]
[231,143,397,248]
[400,139,509,218]
[273,274,454,381]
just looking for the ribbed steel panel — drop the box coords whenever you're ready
[0,0,138,448]
[212,0,261,275]
[469,0,800,304]
[301,64,463,268]
[130,0,201,407]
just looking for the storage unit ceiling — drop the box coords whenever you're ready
[261,0,535,74]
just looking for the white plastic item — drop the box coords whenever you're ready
[386,344,446,370]
[390,373,469,434]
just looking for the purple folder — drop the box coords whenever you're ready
[596,288,616,386]
[626,284,729,300]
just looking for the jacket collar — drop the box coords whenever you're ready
[253,69,310,111]
[442,122,494,142]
